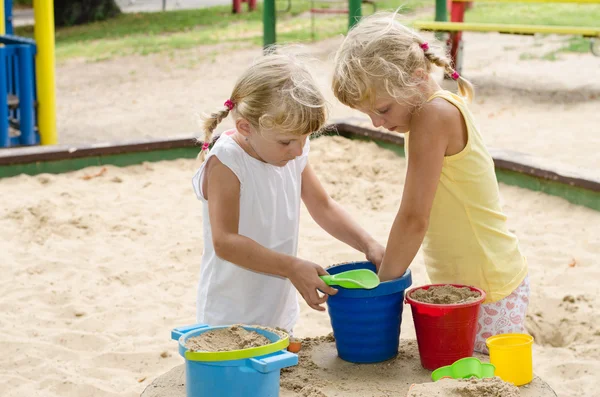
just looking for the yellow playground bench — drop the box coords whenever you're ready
[413,0,600,73]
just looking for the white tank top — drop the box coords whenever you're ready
[191,131,309,332]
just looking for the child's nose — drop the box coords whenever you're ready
[370,115,384,128]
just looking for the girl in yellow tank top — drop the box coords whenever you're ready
[332,12,529,353]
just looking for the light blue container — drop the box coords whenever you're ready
[325,261,412,363]
[171,324,298,397]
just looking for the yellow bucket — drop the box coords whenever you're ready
[486,333,534,386]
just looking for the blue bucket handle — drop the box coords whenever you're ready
[171,324,210,341]
[248,350,298,373]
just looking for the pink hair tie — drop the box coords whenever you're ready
[451,71,460,80]
[420,42,429,51]
[224,99,235,111]
[201,142,210,151]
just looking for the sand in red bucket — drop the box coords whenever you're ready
[405,284,486,371]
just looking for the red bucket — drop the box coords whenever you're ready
[405,284,486,371]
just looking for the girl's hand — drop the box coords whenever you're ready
[288,259,338,311]
[365,241,386,270]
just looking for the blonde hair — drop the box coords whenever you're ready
[198,50,328,161]
[332,12,474,109]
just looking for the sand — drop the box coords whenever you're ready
[0,136,599,397]
[407,377,520,397]
[184,325,271,352]
[410,285,482,305]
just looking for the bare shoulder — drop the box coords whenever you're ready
[413,97,462,130]
[205,156,238,179]
[204,155,222,174]
[411,97,467,155]
[203,156,240,200]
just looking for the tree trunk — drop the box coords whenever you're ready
[54,0,122,28]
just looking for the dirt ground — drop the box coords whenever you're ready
[54,32,600,171]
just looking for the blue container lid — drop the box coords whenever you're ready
[326,261,412,298]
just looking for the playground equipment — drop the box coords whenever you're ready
[0,0,56,148]
[263,0,365,49]
[232,0,256,14]
[413,0,600,74]
[309,0,376,40]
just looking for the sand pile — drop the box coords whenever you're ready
[277,336,551,397]
[411,285,482,305]
[408,377,520,397]
[141,335,555,397]
[280,334,335,397]
[184,325,271,352]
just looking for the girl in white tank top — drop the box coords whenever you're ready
[191,53,385,332]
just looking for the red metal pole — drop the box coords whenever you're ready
[448,1,465,74]
[233,0,241,14]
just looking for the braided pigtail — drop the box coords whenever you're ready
[421,41,474,102]
[197,100,235,161]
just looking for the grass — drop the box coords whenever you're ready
[559,36,592,53]
[15,4,269,44]
[15,0,429,61]
[412,2,599,59]
[464,3,600,28]
[466,3,599,58]
[14,0,599,62]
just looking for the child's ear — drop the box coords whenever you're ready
[235,118,253,138]
[413,68,429,81]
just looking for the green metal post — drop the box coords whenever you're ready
[434,0,448,40]
[263,0,276,52]
[348,0,362,30]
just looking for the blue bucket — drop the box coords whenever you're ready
[171,324,298,397]
[325,261,412,363]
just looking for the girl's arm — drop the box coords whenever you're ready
[377,100,459,281]
[301,164,385,267]
[206,157,338,311]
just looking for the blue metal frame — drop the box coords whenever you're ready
[5,0,14,35]
[4,0,14,34]
[0,35,35,46]
[0,35,38,148]
[17,45,35,145]
[0,47,8,147]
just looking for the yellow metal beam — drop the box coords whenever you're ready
[452,0,600,3]
[34,1,57,145]
[0,0,5,35]
[412,21,600,37]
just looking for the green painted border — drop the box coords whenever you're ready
[0,147,199,178]
[375,141,406,158]
[496,168,600,211]
[325,131,406,157]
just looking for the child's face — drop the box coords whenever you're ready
[358,96,415,134]
[249,128,310,167]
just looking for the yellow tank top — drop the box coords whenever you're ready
[406,90,528,303]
